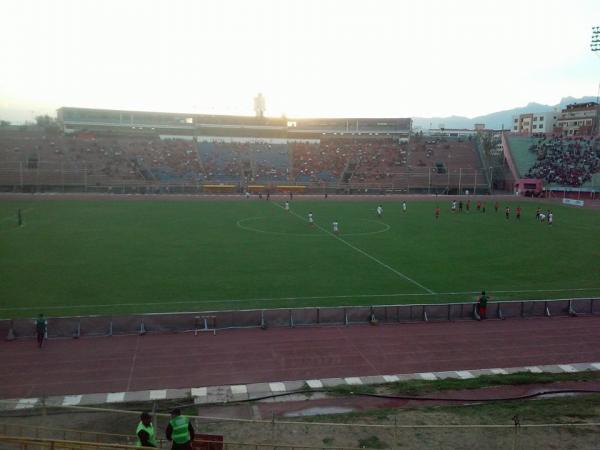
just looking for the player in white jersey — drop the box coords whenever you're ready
[548,211,553,225]
[402,201,407,212]
[284,201,290,211]
[539,212,546,222]
[308,212,314,226]
[451,200,457,212]
[332,221,339,234]
[376,205,383,217]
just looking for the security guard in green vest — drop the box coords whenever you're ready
[136,412,157,447]
[166,408,195,450]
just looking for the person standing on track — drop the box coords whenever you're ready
[477,291,489,320]
[136,412,157,448]
[166,408,195,450]
[35,313,47,348]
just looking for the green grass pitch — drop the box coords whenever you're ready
[0,197,599,318]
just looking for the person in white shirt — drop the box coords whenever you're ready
[376,205,383,217]
[539,212,546,222]
[308,212,314,226]
[245,191,250,199]
[332,221,339,234]
[451,200,457,212]
[284,201,290,211]
[548,212,553,225]
[402,201,407,212]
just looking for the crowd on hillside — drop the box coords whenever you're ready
[526,136,599,186]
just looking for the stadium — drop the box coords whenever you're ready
[1,3,600,449]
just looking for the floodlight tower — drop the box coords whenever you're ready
[592,26,600,135]
[254,93,266,119]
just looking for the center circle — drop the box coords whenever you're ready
[236,217,391,237]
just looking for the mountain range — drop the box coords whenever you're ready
[412,96,598,131]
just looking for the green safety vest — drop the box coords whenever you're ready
[169,416,190,444]
[136,421,157,447]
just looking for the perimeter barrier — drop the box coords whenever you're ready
[3,298,599,340]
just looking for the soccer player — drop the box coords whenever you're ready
[482,202,486,213]
[535,207,541,220]
[466,199,470,213]
[435,206,440,220]
[516,206,521,220]
[17,208,22,227]
[494,201,499,213]
[477,201,481,212]
[376,205,383,217]
[284,201,290,211]
[505,206,510,220]
[539,212,546,222]
[308,212,314,226]
[402,201,407,212]
[332,221,339,234]
[458,201,463,212]
[451,200,457,212]
[548,211,553,225]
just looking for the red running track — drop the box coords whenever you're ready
[2,316,600,399]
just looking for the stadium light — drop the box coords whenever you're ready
[592,26,600,136]
[593,26,600,52]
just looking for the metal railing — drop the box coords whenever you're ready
[2,298,599,340]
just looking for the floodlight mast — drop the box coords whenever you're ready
[254,93,266,119]
[592,27,600,135]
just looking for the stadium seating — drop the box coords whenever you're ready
[1,130,490,190]
[507,135,599,187]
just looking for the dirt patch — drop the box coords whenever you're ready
[2,383,600,450]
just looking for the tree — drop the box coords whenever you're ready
[0,120,10,127]
[35,115,60,133]
[35,115,55,127]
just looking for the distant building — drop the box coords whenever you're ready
[511,111,557,134]
[474,123,486,131]
[555,102,598,136]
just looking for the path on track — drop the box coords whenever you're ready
[1,316,600,399]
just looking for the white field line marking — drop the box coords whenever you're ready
[237,217,390,237]
[272,202,435,294]
[0,208,33,224]
[1,288,599,312]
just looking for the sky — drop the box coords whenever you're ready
[0,0,599,123]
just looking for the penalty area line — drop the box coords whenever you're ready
[272,201,436,294]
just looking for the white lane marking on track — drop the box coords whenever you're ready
[106,392,126,403]
[15,398,38,409]
[272,202,435,294]
[1,288,599,312]
[62,395,82,406]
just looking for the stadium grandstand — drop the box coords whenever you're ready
[503,133,600,197]
[0,106,499,194]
